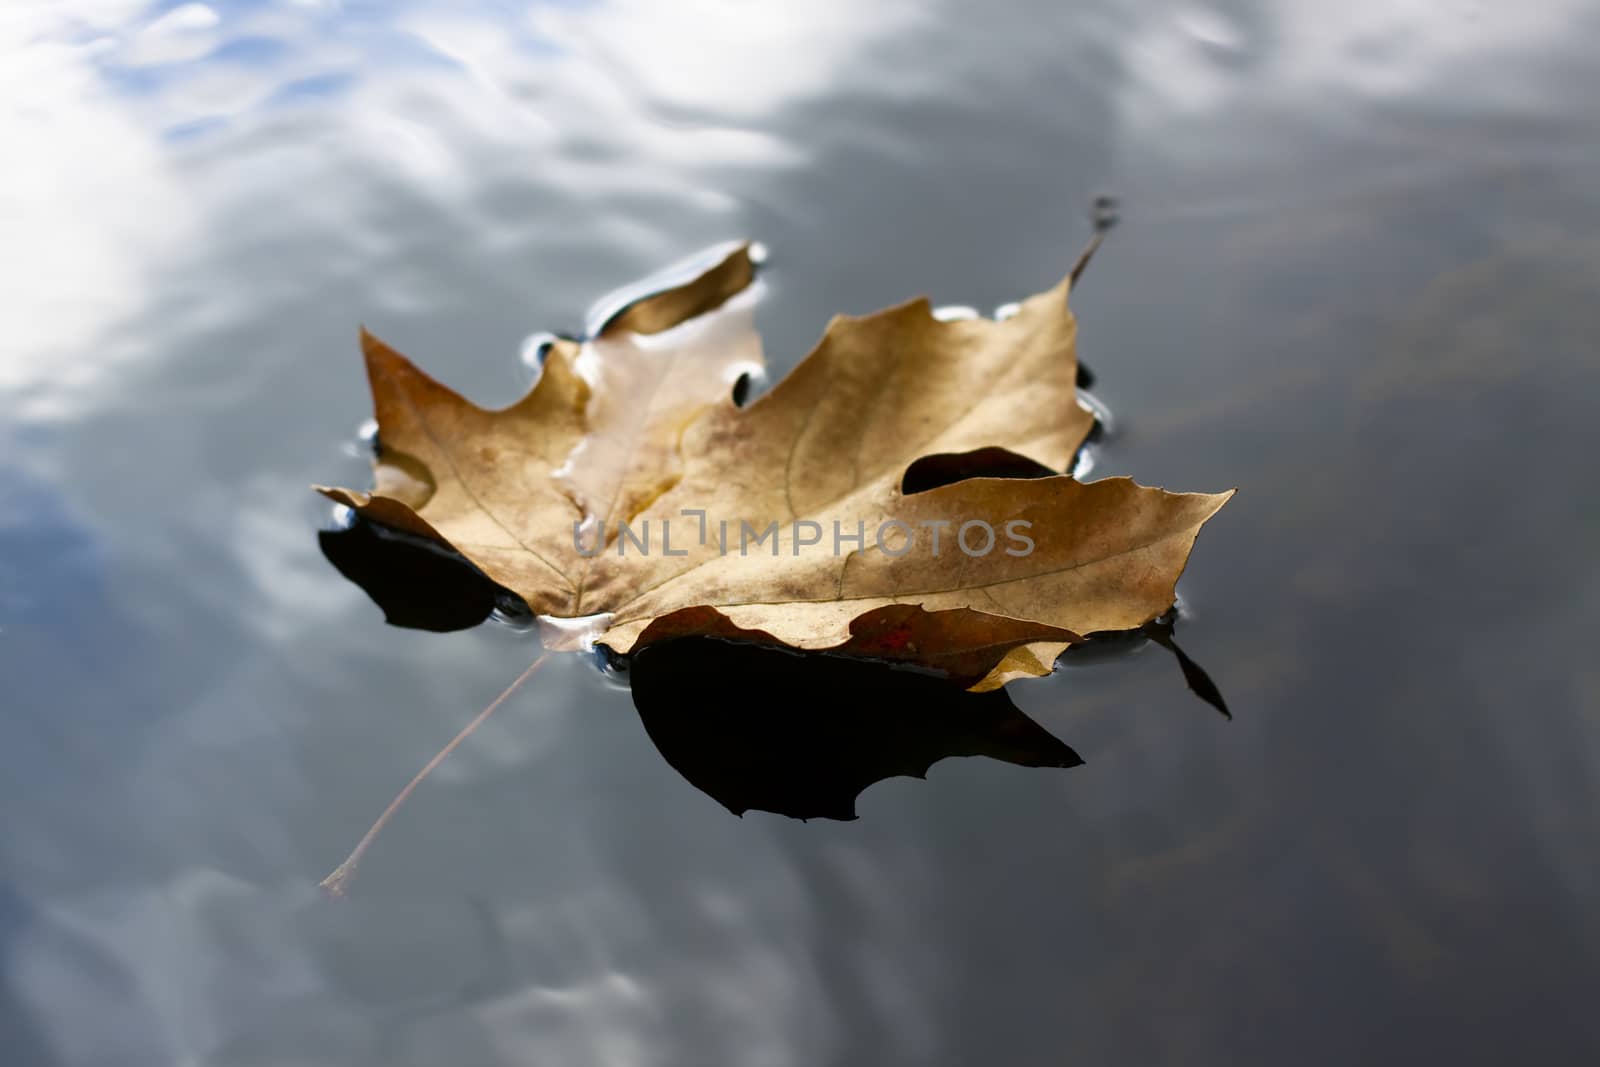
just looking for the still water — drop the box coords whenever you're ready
[4,1,1600,1064]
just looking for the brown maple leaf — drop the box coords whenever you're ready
[318,243,1231,691]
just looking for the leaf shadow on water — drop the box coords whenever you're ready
[319,516,1229,820]
[626,636,1083,820]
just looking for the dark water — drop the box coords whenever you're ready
[5,1,1600,1064]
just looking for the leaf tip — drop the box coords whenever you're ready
[357,326,417,380]
[358,324,387,357]
[315,485,369,508]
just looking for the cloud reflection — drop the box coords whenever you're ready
[2,0,930,416]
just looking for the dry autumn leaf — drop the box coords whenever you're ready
[319,242,1231,691]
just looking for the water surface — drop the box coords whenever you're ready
[4,1,1600,1064]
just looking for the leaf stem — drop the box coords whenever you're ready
[320,651,550,897]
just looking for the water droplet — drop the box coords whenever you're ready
[1077,389,1114,435]
[342,418,379,458]
[592,644,632,685]
[490,593,536,632]
[520,331,559,369]
[1070,390,1114,478]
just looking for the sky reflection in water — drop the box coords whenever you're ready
[3,1,1600,1064]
